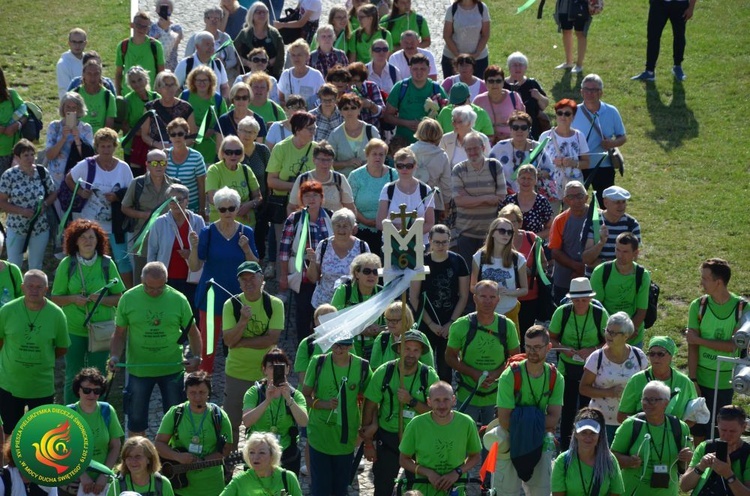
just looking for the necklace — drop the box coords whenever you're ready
[23,301,44,331]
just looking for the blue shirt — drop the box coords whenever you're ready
[572,101,626,169]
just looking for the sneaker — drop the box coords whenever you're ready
[555,62,574,70]
[672,65,686,81]
[631,70,655,81]
[571,65,584,74]
[263,264,275,278]
[300,464,309,476]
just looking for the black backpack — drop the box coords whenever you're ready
[695,441,750,496]
[172,403,226,452]
[557,302,606,345]
[231,291,274,330]
[628,412,683,456]
[601,261,659,329]
[118,473,165,496]
[380,360,430,420]
[456,313,510,397]
[311,353,370,394]
[386,180,429,203]
[319,237,367,262]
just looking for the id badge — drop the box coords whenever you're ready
[402,409,415,419]
[188,443,203,455]
[650,465,669,488]
[572,354,585,363]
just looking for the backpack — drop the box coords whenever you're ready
[595,347,643,373]
[511,361,557,403]
[118,474,165,496]
[388,64,398,86]
[384,13,425,36]
[312,353,370,395]
[67,401,113,429]
[356,27,389,47]
[231,290,274,330]
[695,441,750,496]
[451,1,484,17]
[120,37,160,72]
[394,77,442,111]
[628,412,683,456]
[68,254,112,281]
[22,102,44,142]
[697,295,747,325]
[601,261,659,329]
[184,56,226,85]
[386,180,429,203]
[299,170,346,200]
[319,237,367,263]
[380,360,430,420]
[172,403,226,452]
[456,313,509,397]
[557,302,606,345]
[180,89,224,117]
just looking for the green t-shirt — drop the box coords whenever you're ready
[248,100,285,125]
[379,11,430,49]
[369,330,435,371]
[611,415,690,496]
[266,137,316,196]
[689,440,750,493]
[293,335,324,374]
[688,293,749,388]
[0,260,23,303]
[219,467,302,496]
[107,474,175,496]
[52,256,126,337]
[222,292,284,381]
[186,92,228,165]
[0,298,69,398]
[436,103,494,139]
[399,410,481,496]
[549,304,608,374]
[205,162,261,225]
[115,38,166,92]
[70,402,125,469]
[115,284,193,378]
[330,282,382,359]
[447,314,520,406]
[78,87,117,133]
[0,90,24,155]
[157,402,233,496]
[618,367,697,419]
[551,451,624,496]
[496,360,565,412]
[242,383,306,449]
[123,89,159,152]
[348,28,393,64]
[590,262,650,345]
[304,352,372,455]
[386,78,447,142]
[364,359,439,433]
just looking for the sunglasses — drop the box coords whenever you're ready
[234,94,250,101]
[510,124,530,131]
[223,149,243,156]
[495,228,513,236]
[605,328,626,336]
[395,162,415,170]
[218,205,237,213]
[485,78,503,84]
[371,46,389,53]
[81,387,103,395]
[251,57,268,64]
[359,267,378,276]
[647,351,667,358]
[556,110,573,117]
[169,131,186,138]
[149,160,168,167]
[341,106,360,111]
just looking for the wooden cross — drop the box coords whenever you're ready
[389,204,417,236]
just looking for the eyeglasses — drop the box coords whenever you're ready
[218,205,237,213]
[605,328,626,336]
[251,57,268,64]
[386,318,402,325]
[565,193,586,200]
[359,267,378,276]
[169,131,186,138]
[135,23,151,29]
[526,344,547,352]
[234,94,250,101]
[582,87,601,93]
[314,156,334,163]
[647,351,667,358]
[485,78,503,84]
[642,397,667,404]
[223,149,243,156]
[195,78,210,84]
[495,228,513,236]
[341,106,360,111]
[371,46,389,53]
[148,160,168,167]
[81,387,103,395]
[395,162,415,170]
[510,124,530,131]
[556,110,573,117]
[320,98,336,104]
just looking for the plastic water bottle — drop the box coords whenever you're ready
[0,288,11,307]
[544,432,557,454]
[449,488,459,496]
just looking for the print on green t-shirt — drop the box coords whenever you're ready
[549,304,608,375]
[590,262,649,345]
[242,385,306,449]
[617,368,697,419]
[220,467,302,496]
[205,162,260,224]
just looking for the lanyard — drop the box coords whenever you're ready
[187,407,209,438]
[524,362,549,408]
[576,455,594,496]
[645,419,670,462]
[572,308,591,350]
[330,356,353,395]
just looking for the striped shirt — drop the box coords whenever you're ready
[166,148,207,211]
[451,158,505,239]
[583,212,641,276]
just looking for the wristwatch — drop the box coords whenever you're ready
[408,398,418,408]
[726,475,737,484]
[454,467,463,477]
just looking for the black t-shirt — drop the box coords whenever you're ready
[504,78,547,138]
[420,251,470,324]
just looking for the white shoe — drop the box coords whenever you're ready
[300,464,309,476]
[571,65,584,73]
[555,62,574,70]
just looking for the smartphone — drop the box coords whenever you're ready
[715,439,728,461]
[65,112,76,129]
[273,363,285,387]
[158,5,170,20]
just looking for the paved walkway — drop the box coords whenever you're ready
[134,0,476,494]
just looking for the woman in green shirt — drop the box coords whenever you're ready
[110,436,174,496]
[348,4,393,64]
[122,66,159,172]
[552,407,624,496]
[180,66,228,166]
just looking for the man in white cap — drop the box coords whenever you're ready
[581,185,641,276]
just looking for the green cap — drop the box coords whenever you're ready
[648,336,676,356]
[237,261,262,276]
[391,330,430,354]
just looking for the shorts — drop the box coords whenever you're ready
[558,12,589,32]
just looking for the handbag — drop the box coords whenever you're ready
[278,7,302,44]
[266,194,290,224]
[581,106,625,176]
[78,261,115,353]
[58,157,96,214]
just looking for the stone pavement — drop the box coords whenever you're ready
[133,0,482,493]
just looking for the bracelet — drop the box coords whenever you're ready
[414,464,420,476]
[694,466,704,476]
[312,399,320,409]
[726,475,737,484]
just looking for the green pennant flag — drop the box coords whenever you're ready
[58,180,82,242]
[22,197,44,252]
[206,284,215,355]
[210,39,234,62]
[535,238,551,286]
[514,137,550,181]
[194,109,209,145]
[516,0,538,14]
[294,207,310,273]
[591,191,601,245]
[132,197,174,255]
[119,110,155,146]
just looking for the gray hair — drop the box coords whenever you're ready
[126,66,152,91]
[400,30,419,42]
[565,180,586,195]
[59,92,87,118]
[607,311,634,337]
[154,70,179,90]
[237,116,260,134]
[213,186,241,208]
[204,6,223,19]
[582,74,604,90]
[463,131,484,149]
[142,261,168,280]
[245,1,270,29]
[243,432,282,468]
[316,24,335,38]
[229,82,252,101]
[24,269,48,286]
[451,105,477,127]
[194,31,215,47]
[166,183,190,200]
[643,380,671,401]
[331,208,356,227]
[507,51,529,68]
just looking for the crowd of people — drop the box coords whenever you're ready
[0,0,736,495]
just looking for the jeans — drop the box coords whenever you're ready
[64,333,109,404]
[6,228,48,270]
[308,445,353,496]
[645,0,689,71]
[223,374,253,445]
[124,371,185,433]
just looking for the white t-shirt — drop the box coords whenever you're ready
[367,62,400,94]
[266,122,293,147]
[278,67,325,110]
[300,0,322,22]
[472,250,527,314]
[388,49,438,79]
[443,2,491,59]
[378,181,434,245]
[584,346,649,425]
[70,158,133,233]
[57,50,82,99]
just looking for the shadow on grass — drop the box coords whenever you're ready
[644,80,699,151]
[549,70,584,104]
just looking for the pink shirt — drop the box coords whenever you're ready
[473,91,525,138]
